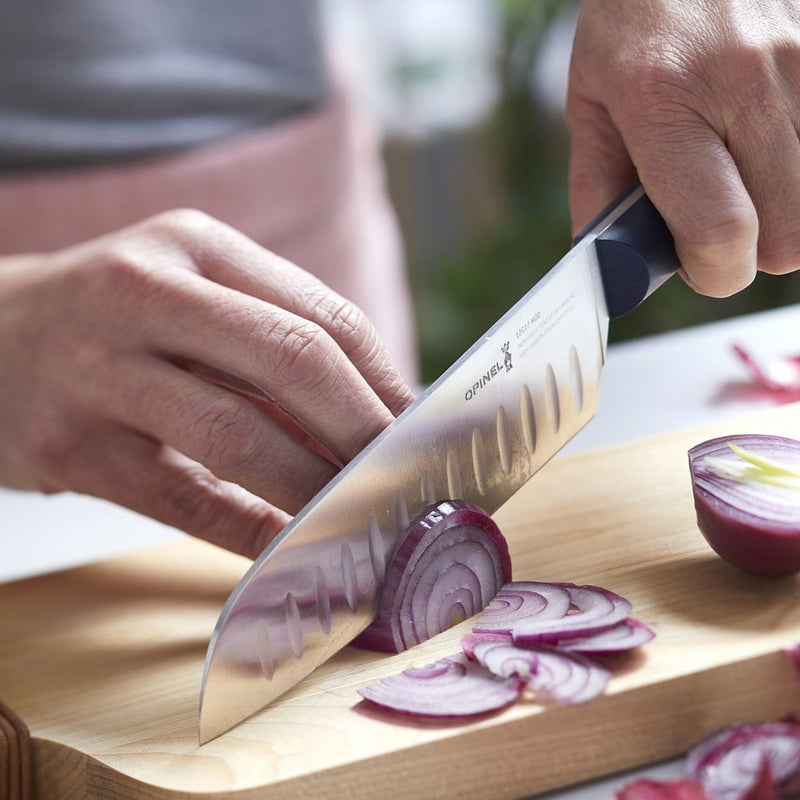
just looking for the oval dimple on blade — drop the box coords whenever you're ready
[285,593,303,659]
[471,427,488,495]
[446,448,464,500]
[314,567,332,635]
[546,363,561,432]
[367,516,385,584]
[496,404,512,474]
[520,383,537,454]
[257,619,275,681]
[395,495,409,533]
[341,541,359,612]
[569,344,584,412]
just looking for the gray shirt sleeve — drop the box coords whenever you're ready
[0,0,327,171]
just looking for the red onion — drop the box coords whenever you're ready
[468,637,610,704]
[732,343,800,402]
[686,720,800,800]
[472,581,572,635]
[356,652,523,717]
[359,580,651,719]
[474,581,633,644]
[557,618,656,655]
[688,435,800,576]
[352,500,511,653]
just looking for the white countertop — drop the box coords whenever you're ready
[2,300,798,797]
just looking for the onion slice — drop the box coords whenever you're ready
[356,652,523,717]
[688,435,800,576]
[557,618,656,654]
[732,342,800,401]
[353,500,511,653]
[469,637,611,704]
[475,581,633,644]
[472,581,572,635]
[686,720,800,800]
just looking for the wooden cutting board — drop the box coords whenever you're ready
[3,403,800,800]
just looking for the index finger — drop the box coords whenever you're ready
[153,211,416,415]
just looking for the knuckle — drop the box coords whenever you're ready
[319,296,371,353]
[189,399,259,474]
[158,465,226,532]
[150,208,218,237]
[264,317,338,394]
[28,417,87,484]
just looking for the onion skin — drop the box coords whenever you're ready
[352,500,511,653]
[688,435,800,577]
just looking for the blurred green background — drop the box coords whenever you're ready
[375,0,800,384]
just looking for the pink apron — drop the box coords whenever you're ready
[0,68,418,383]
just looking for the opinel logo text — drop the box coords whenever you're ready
[464,343,512,401]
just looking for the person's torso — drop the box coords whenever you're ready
[0,0,327,171]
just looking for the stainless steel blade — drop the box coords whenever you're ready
[198,238,611,743]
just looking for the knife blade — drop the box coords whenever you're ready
[198,182,679,743]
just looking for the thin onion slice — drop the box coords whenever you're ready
[557,618,656,654]
[686,720,800,800]
[357,652,523,717]
[353,500,511,653]
[469,637,610,704]
[514,582,632,643]
[472,581,571,635]
[732,343,800,401]
[688,435,800,576]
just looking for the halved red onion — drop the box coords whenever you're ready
[557,618,656,655]
[686,720,800,800]
[357,652,524,717]
[352,500,511,653]
[688,435,800,576]
[469,637,610,704]
[472,581,572,635]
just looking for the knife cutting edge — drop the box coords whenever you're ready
[198,182,680,743]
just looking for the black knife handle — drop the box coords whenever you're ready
[573,182,681,319]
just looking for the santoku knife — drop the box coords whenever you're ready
[198,182,680,743]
